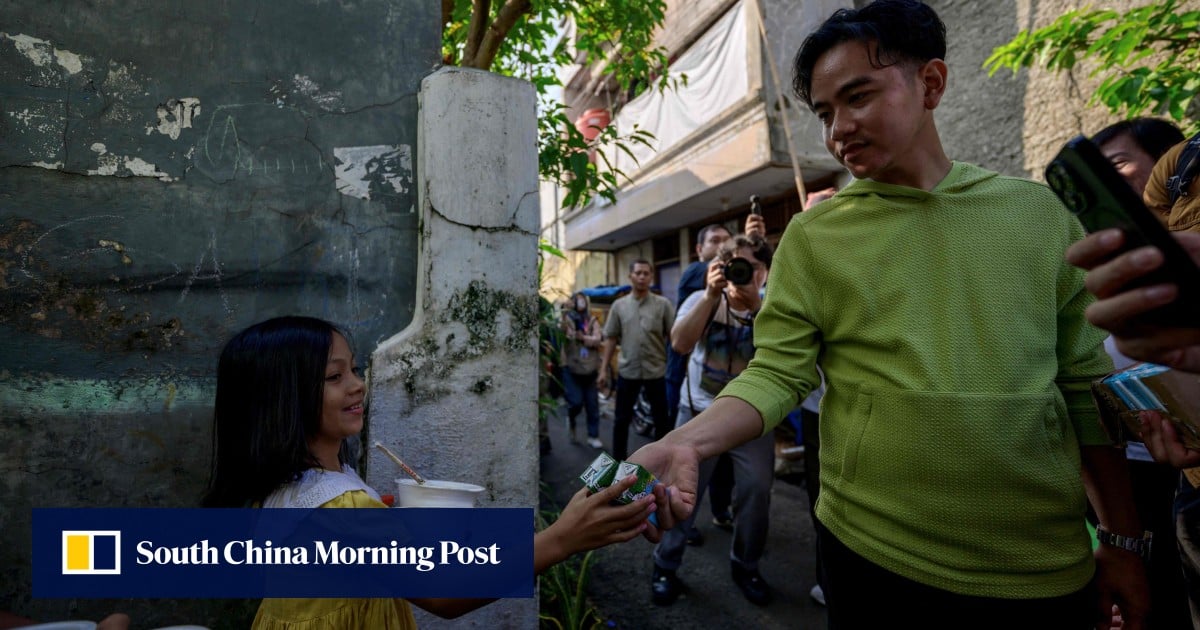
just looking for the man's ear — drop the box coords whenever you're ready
[919,58,948,110]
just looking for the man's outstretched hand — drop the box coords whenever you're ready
[626,439,700,542]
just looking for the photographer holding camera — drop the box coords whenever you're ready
[650,233,776,607]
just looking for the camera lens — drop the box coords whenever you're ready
[1046,162,1086,215]
[723,258,755,285]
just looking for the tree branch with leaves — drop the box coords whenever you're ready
[985,0,1199,134]
[442,0,675,209]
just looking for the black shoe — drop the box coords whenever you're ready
[684,526,704,546]
[711,510,733,531]
[651,566,682,606]
[731,564,771,606]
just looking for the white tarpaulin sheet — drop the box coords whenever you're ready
[608,1,749,174]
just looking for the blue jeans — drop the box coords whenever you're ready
[563,370,600,438]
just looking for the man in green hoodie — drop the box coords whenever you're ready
[630,1,1149,627]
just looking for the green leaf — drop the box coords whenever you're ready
[444,0,673,214]
[540,241,566,260]
[568,151,590,178]
[986,1,1199,128]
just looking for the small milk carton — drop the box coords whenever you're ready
[612,460,659,504]
[578,455,661,527]
[579,452,619,493]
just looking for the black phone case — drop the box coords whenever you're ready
[1045,135,1200,325]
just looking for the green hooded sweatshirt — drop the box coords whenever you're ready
[720,162,1113,598]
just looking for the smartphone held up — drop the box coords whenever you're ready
[1045,135,1200,326]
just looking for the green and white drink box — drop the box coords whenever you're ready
[580,452,619,493]
[579,453,659,504]
[579,453,661,527]
[613,460,658,504]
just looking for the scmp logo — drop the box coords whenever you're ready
[62,531,121,575]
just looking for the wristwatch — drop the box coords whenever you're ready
[1095,525,1153,559]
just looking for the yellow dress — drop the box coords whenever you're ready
[251,486,417,629]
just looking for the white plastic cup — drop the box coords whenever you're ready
[395,479,485,507]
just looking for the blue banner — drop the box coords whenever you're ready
[33,508,534,598]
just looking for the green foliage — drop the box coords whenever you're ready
[537,491,603,630]
[538,103,657,208]
[985,0,1200,134]
[444,0,672,93]
[443,0,673,209]
[539,238,566,287]
[538,240,567,421]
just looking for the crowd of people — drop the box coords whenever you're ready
[82,1,1193,629]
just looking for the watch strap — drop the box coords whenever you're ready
[1095,525,1153,559]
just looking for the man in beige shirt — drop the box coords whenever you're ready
[598,259,675,459]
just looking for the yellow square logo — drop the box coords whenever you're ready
[61,531,121,575]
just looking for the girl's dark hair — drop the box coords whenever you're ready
[1092,117,1185,161]
[792,0,946,107]
[202,316,350,507]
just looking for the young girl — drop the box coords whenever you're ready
[203,316,656,628]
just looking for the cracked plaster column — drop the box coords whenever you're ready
[366,67,540,628]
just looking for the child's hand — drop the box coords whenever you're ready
[559,475,656,553]
[536,475,656,574]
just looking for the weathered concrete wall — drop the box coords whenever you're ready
[908,0,1196,180]
[367,67,540,629]
[761,0,1027,178]
[762,0,1174,181]
[0,1,436,627]
[930,0,1027,177]
[1009,0,1199,179]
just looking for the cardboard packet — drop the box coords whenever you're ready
[612,460,659,504]
[1092,363,1200,448]
[578,453,659,526]
[579,452,619,493]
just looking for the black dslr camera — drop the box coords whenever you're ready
[719,193,762,285]
[722,257,754,285]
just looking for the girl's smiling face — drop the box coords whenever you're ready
[317,332,365,444]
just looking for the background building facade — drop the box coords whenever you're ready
[540,0,1197,301]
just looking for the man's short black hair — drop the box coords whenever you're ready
[696,223,730,245]
[629,258,653,273]
[792,0,947,108]
[1092,117,1185,162]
